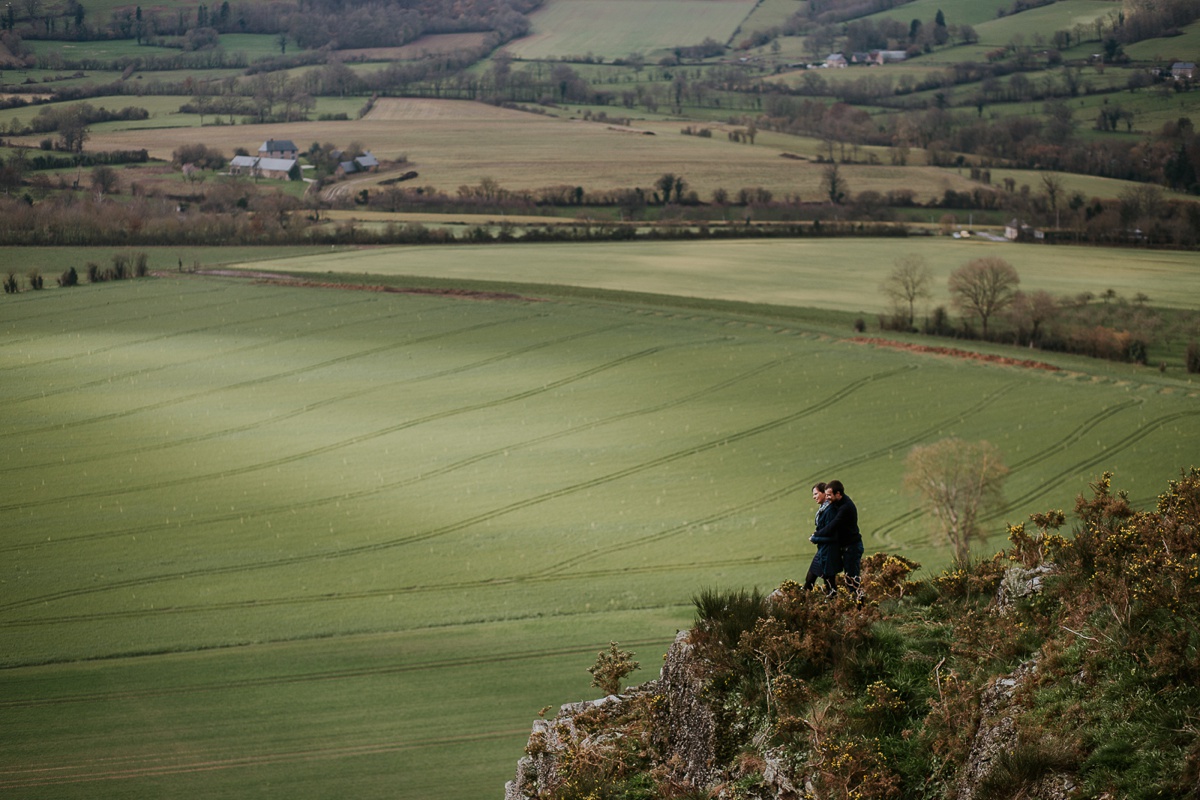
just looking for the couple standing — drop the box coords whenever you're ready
[803,480,864,596]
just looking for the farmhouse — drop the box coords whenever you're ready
[824,53,847,68]
[258,138,299,159]
[1172,62,1195,80]
[229,155,299,180]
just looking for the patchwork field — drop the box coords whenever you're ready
[67,97,983,201]
[2,266,1198,798]
[504,0,758,60]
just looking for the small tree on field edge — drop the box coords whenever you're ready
[904,437,1009,565]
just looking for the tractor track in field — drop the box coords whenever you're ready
[0,556,790,631]
[0,289,306,374]
[872,397,1145,542]
[2,307,550,443]
[0,339,769,554]
[0,283,228,334]
[0,727,534,789]
[0,311,601,476]
[539,376,1017,569]
[0,363,911,613]
[872,399,1183,543]
[1,295,394,408]
[0,324,657,518]
[0,636,671,709]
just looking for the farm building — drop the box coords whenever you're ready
[230,155,299,180]
[335,151,381,177]
[258,139,299,159]
[869,50,908,64]
[1005,218,1044,241]
[1172,62,1195,80]
[824,53,847,68]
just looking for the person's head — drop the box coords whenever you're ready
[825,479,844,499]
[811,482,827,503]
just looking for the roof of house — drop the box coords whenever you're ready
[354,152,379,168]
[231,156,297,172]
[257,157,297,172]
[259,139,299,153]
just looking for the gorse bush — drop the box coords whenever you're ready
[691,586,767,651]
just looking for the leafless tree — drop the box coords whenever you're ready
[948,257,1020,337]
[904,438,1009,565]
[880,254,933,327]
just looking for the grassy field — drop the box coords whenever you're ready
[505,0,758,60]
[244,238,1200,313]
[1,268,1198,798]
[1124,19,1200,63]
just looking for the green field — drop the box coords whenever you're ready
[249,238,1200,313]
[506,0,758,60]
[2,258,1199,797]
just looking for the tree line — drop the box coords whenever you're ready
[879,254,1200,371]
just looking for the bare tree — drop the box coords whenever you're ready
[948,257,1020,337]
[880,254,932,327]
[904,438,1009,565]
[1006,289,1059,345]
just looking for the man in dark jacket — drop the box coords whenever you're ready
[810,479,863,594]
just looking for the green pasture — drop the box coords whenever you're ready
[1124,19,1200,64]
[0,67,125,91]
[1,269,1197,798]
[977,167,1195,203]
[506,0,758,60]
[219,33,299,59]
[864,0,1013,30]
[249,238,1200,313]
[734,0,805,40]
[28,38,178,61]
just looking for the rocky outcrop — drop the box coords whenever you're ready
[506,630,719,799]
[996,564,1056,614]
[652,629,718,790]
[955,658,1075,800]
[504,693,637,800]
[956,562,1073,800]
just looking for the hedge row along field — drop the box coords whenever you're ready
[2,274,1197,799]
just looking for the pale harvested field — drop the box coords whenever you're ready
[338,33,493,61]
[505,0,757,59]
[318,209,569,224]
[79,98,983,201]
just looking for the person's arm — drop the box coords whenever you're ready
[814,501,849,543]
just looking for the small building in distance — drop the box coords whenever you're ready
[230,155,299,180]
[1171,62,1195,80]
[258,139,299,159]
[870,50,908,65]
[335,151,380,177]
[1005,218,1044,241]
